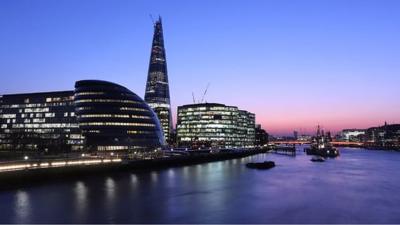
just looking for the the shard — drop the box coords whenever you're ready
[144,16,172,144]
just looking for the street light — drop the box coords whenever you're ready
[24,156,29,160]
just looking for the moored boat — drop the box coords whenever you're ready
[305,125,340,158]
[246,161,275,169]
[311,156,325,162]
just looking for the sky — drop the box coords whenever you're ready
[0,0,399,136]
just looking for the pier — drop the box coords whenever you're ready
[270,145,296,156]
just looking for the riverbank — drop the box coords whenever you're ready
[332,144,400,151]
[0,148,268,190]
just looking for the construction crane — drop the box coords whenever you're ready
[191,83,211,104]
[192,92,196,104]
[200,83,210,103]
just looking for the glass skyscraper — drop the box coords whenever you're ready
[144,16,172,145]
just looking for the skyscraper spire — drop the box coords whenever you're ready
[145,16,172,144]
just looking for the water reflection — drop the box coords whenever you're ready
[130,174,138,187]
[2,149,400,223]
[74,181,88,216]
[232,159,238,165]
[167,168,175,179]
[105,177,116,201]
[183,166,189,176]
[196,164,202,170]
[151,171,158,183]
[195,164,203,176]
[104,177,116,223]
[14,190,30,224]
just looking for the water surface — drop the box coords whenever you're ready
[1,147,400,223]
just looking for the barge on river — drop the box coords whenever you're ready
[305,125,339,158]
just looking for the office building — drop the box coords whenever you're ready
[74,80,164,151]
[176,103,255,149]
[340,129,366,142]
[0,91,84,154]
[0,80,165,154]
[255,124,269,146]
[238,110,256,146]
[297,134,312,141]
[365,122,400,148]
[293,130,299,140]
[144,16,172,144]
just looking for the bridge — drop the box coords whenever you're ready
[270,141,364,146]
[331,141,364,146]
[270,141,309,145]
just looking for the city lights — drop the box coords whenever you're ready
[0,158,123,173]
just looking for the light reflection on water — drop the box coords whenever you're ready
[74,181,88,216]
[104,177,116,223]
[105,177,116,201]
[13,190,30,224]
[151,171,158,183]
[1,147,400,223]
[130,174,138,186]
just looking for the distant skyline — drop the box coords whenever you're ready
[1,0,399,136]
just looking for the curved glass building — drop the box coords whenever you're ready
[74,80,164,151]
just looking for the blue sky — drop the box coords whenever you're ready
[1,0,399,135]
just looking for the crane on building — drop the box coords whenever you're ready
[192,92,196,104]
[191,83,211,104]
[200,83,210,104]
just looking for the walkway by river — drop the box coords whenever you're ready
[0,147,399,223]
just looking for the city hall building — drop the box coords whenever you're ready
[0,80,164,154]
[74,80,164,151]
[176,103,256,149]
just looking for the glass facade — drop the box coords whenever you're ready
[0,91,84,154]
[176,103,256,149]
[144,17,172,144]
[74,80,164,152]
[238,110,256,147]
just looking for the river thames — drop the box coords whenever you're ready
[1,147,400,223]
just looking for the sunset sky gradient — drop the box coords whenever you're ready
[1,0,399,135]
